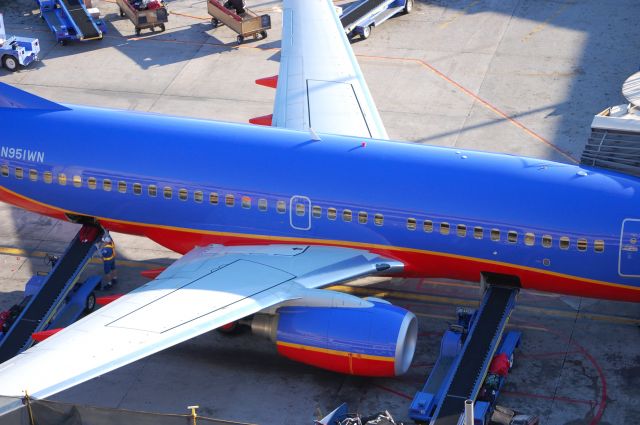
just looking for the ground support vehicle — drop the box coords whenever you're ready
[207,0,270,44]
[340,0,412,40]
[116,0,168,36]
[0,225,103,362]
[36,0,106,44]
[0,13,40,72]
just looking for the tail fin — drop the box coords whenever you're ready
[0,83,68,110]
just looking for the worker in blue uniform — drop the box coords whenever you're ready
[100,235,118,290]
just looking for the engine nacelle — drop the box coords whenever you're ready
[252,302,418,377]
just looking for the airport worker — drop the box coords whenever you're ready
[100,234,118,290]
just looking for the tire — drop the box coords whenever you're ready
[159,23,165,32]
[260,30,267,39]
[211,18,219,27]
[2,56,18,72]
[404,0,413,13]
[85,292,96,313]
[119,8,125,17]
[135,27,141,36]
[237,35,244,44]
[362,25,371,40]
[59,39,67,46]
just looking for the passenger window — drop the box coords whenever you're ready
[312,205,322,218]
[242,196,251,209]
[194,190,203,203]
[1,165,8,177]
[29,169,37,182]
[374,213,384,226]
[328,208,337,220]
[594,240,604,253]
[44,171,52,184]
[277,200,286,213]
[15,167,23,179]
[88,177,97,189]
[343,209,352,222]
[118,181,127,193]
[457,224,466,237]
[179,189,188,201]
[209,192,218,205]
[490,229,500,241]
[407,218,416,231]
[559,236,570,250]
[296,203,305,216]
[73,175,82,188]
[58,173,66,186]
[507,231,518,243]
[358,211,367,224]
[259,198,267,211]
[423,220,433,233]
[133,183,142,195]
[164,186,172,199]
[103,179,112,191]
[225,194,235,207]
[577,238,587,251]
[440,222,450,235]
[542,235,552,248]
[525,233,535,246]
[474,226,483,239]
[148,185,157,197]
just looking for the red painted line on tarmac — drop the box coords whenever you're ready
[569,340,608,425]
[373,384,413,400]
[502,390,596,407]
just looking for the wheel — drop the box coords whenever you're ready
[59,39,67,46]
[237,35,244,44]
[159,23,165,32]
[211,18,219,27]
[260,30,267,39]
[119,8,125,17]
[404,0,413,13]
[84,292,96,313]
[2,56,18,72]
[135,27,141,36]
[361,25,371,40]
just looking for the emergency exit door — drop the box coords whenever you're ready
[619,219,640,277]
[289,195,311,231]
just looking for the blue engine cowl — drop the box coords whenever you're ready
[252,301,418,376]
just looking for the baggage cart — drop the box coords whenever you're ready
[207,0,270,44]
[116,0,168,36]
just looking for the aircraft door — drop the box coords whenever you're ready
[619,219,640,277]
[290,195,311,231]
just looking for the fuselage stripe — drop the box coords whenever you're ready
[276,341,395,362]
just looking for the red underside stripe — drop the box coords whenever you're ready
[1,185,639,302]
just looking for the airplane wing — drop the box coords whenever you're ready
[0,244,402,413]
[271,0,389,139]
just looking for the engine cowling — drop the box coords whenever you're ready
[252,301,418,377]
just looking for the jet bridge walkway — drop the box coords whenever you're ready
[0,224,103,363]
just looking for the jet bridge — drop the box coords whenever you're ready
[0,224,103,363]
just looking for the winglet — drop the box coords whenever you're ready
[0,83,68,110]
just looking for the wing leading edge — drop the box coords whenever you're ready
[272,0,388,139]
[0,244,402,413]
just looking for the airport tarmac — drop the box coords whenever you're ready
[1,0,639,423]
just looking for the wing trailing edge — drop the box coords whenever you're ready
[0,83,68,110]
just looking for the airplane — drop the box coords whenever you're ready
[0,0,639,414]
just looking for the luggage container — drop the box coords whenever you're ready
[207,0,270,44]
[116,0,168,36]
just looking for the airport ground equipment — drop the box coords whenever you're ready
[207,0,271,44]
[409,286,526,425]
[340,0,411,40]
[315,403,403,424]
[36,0,106,44]
[0,14,40,72]
[0,224,103,363]
[117,0,168,36]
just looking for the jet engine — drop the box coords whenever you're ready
[251,301,418,377]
